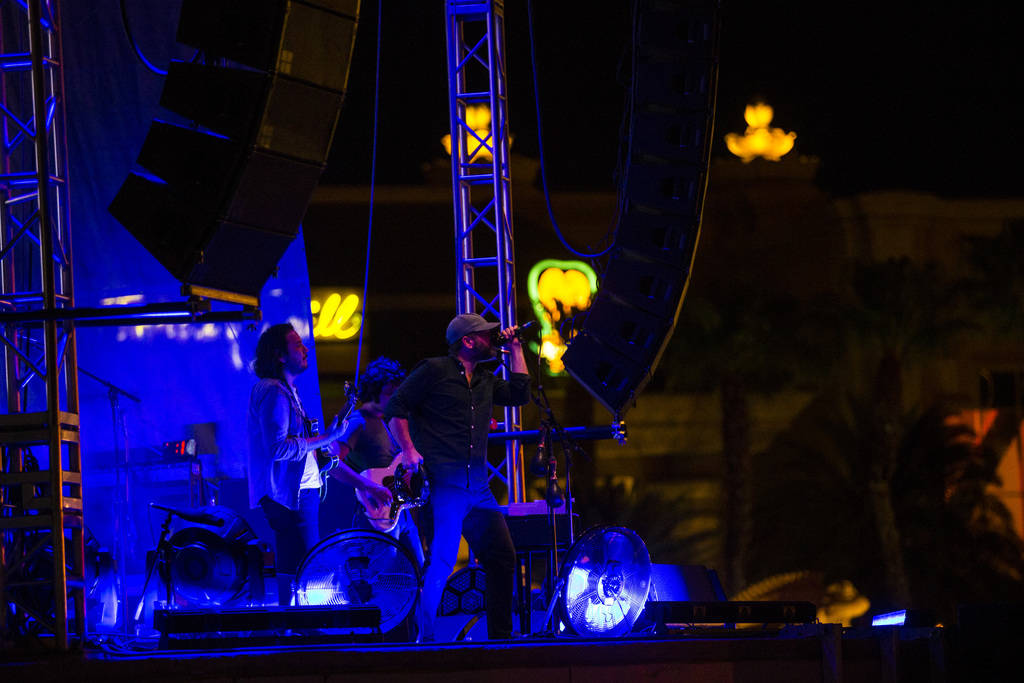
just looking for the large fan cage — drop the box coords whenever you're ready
[558,525,651,637]
[295,529,419,634]
[162,506,259,608]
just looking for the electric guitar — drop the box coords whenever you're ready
[354,421,430,533]
[310,382,359,491]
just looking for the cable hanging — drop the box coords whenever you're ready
[352,0,384,388]
[526,0,621,260]
[119,0,168,76]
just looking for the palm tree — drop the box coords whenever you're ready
[748,392,1024,622]
[896,403,1024,622]
[745,257,978,611]
[962,220,1024,339]
[659,288,824,593]
[839,257,975,606]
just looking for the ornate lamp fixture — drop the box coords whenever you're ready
[725,102,796,163]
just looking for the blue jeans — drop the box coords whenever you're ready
[419,483,516,640]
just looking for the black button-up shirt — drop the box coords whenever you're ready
[384,354,531,487]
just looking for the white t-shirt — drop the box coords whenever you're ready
[286,383,321,491]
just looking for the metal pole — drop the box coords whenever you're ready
[27,0,71,649]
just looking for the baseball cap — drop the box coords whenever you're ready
[446,313,499,345]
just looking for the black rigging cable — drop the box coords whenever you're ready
[118,0,167,76]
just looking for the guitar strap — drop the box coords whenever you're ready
[378,414,403,456]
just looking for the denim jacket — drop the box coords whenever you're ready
[247,378,311,509]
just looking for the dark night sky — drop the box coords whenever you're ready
[325,0,1023,198]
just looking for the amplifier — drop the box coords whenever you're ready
[646,600,818,630]
[504,502,576,551]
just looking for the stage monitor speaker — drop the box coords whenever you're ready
[109,0,360,297]
[648,563,722,603]
[562,0,719,416]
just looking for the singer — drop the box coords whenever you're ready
[247,323,391,606]
[386,313,531,640]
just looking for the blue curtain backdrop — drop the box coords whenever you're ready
[62,1,323,566]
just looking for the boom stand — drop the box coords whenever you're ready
[132,508,175,629]
[530,380,586,633]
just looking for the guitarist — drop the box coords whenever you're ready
[332,357,425,570]
[385,313,530,641]
[247,323,392,607]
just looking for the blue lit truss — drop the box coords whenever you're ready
[0,0,85,649]
[444,0,525,501]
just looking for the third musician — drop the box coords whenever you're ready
[334,357,425,569]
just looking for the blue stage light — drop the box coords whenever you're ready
[872,609,907,626]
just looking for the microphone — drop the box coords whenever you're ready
[150,503,225,527]
[494,321,537,346]
[530,438,549,476]
[545,471,564,509]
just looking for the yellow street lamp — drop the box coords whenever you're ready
[725,102,796,163]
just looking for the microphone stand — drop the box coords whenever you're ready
[531,380,578,541]
[79,367,141,635]
[133,507,175,627]
[538,422,558,603]
[530,375,586,634]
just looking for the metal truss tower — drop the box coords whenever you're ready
[444,0,525,502]
[0,0,85,649]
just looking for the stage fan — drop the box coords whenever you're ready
[160,506,262,607]
[84,528,120,629]
[4,527,120,633]
[295,529,419,634]
[556,525,651,637]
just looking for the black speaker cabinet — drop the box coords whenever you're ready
[563,0,719,415]
[109,0,360,297]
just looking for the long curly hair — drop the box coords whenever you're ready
[253,323,295,380]
[358,357,406,403]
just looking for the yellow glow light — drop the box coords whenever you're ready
[527,259,598,375]
[725,102,796,163]
[311,291,362,341]
[441,104,498,163]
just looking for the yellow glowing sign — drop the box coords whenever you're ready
[310,290,362,341]
[725,102,796,163]
[441,104,511,163]
[527,260,598,374]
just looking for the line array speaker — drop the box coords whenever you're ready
[562,0,720,415]
[109,0,360,297]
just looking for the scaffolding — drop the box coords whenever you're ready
[0,0,85,649]
[444,0,525,502]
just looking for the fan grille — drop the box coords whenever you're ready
[296,530,419,633]
[559,526,651,637]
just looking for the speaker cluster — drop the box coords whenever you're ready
[562,0,720,415]
[109,0,361,297]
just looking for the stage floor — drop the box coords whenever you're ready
[2,625,950,683]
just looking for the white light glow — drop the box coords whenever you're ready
[871,610,907,627]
